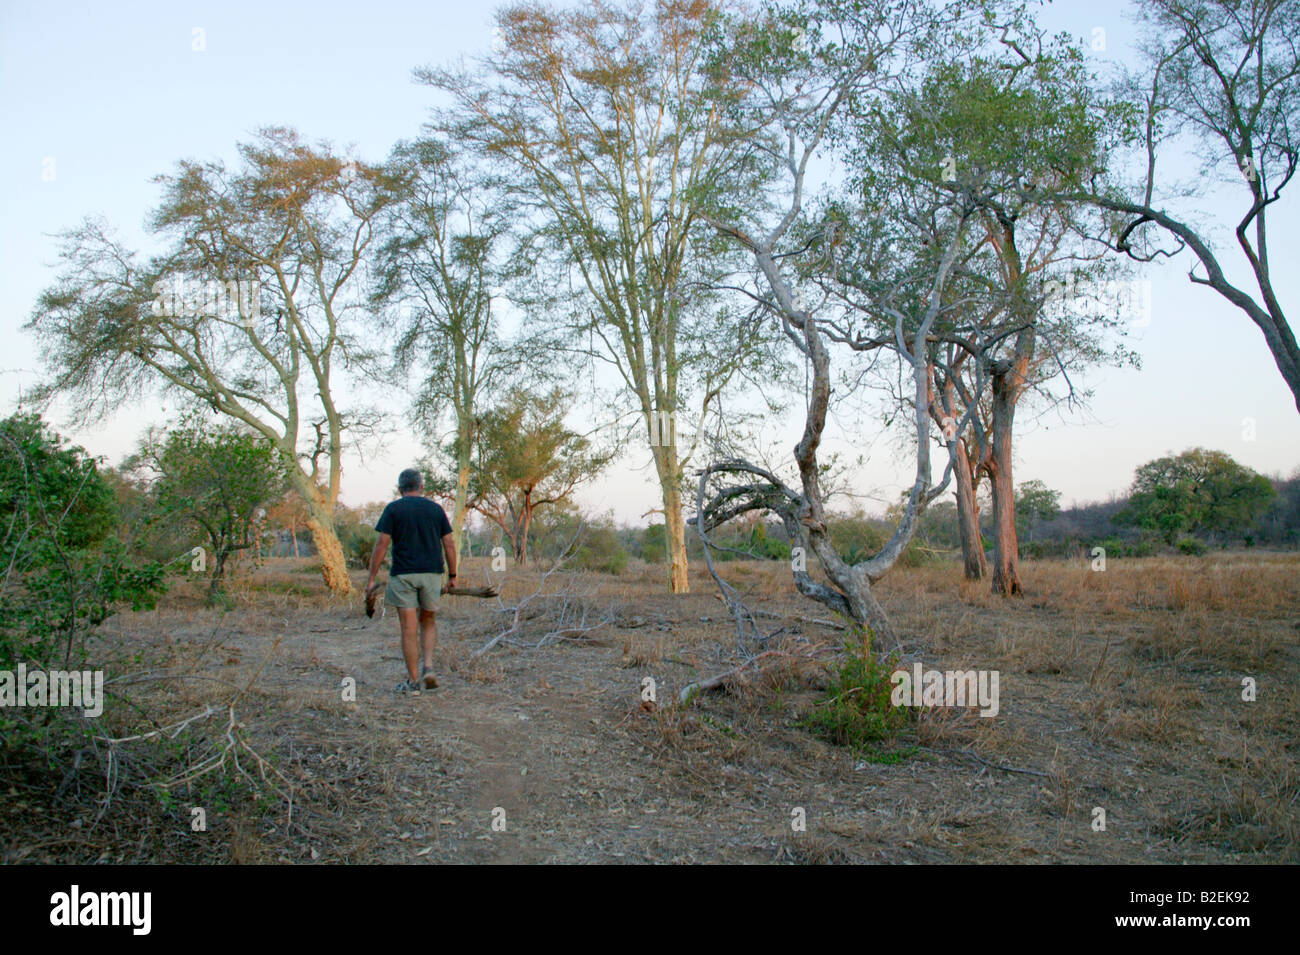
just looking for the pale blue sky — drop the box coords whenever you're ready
[2,0,1297,524]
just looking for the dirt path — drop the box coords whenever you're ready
[252,604,769,864]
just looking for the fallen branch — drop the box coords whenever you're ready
[99,704,220,745]
[473,523,590,657]
[679,650,784,704]
[710,594,844,630]
[679,642,835,704]
[924,746,1050,778]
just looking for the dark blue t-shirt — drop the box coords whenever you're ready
[375,496,453,575]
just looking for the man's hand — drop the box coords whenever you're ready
[365,578,382,597]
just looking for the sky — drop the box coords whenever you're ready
[2,0,1297,526]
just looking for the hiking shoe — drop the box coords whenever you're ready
[396,679,422,696]
[420,667,439,690]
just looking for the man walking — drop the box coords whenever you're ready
[365,468,458,694]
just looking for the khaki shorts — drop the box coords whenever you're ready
[386,572,445,611]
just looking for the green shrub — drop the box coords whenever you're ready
[1130,536,1158,557]
[571,523,628,575]
[747,523,791,560]
[800,630,911,755]
[1021,538,1076,560]
[896,537,938,567]
[1177,535,1207,556]
[640,523,668,564]
[102,466,201,564]
[1,413,165,670]
[829,518,886,564]
[1090,536,1157,560]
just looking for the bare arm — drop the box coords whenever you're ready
[365,533,391,594]
[442,532,458,584]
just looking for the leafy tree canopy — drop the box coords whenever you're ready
[1116,447,1276,543]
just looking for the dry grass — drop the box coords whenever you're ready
[6,550,1297,864]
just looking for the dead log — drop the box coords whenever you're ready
[678,650,783,704]
[441,585,499,598]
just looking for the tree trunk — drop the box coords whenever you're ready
[209,545,228,600]
[982,216,1031,597]
[953,438,987,580]
[452,412,472,550]
[453,459,471,552]
[840,571,897,648]
[664,488,689,594]
[518,495,532,566]
[303,496,351,595]
[988,366,1021,596]
[657,463,690,594]
[930,361,987,581]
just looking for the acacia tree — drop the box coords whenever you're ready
[26,128,398,594]
[1066,0,1299,412]
[925,291,1126,582]
[419,0,775,594]
[466,386,611,565]
[372,139,518,548]
[834,25,1134,595]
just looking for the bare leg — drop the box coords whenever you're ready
[419,609,439,680]
[397,608,420,683]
